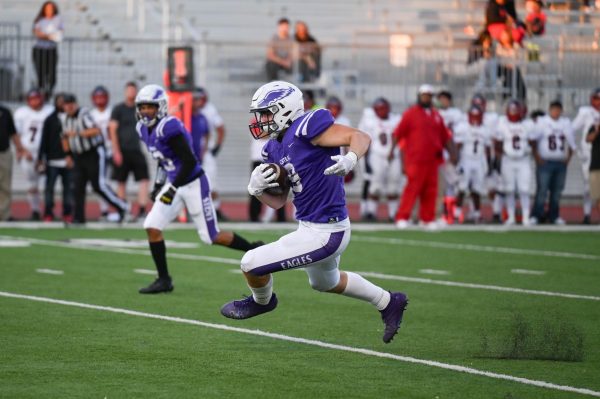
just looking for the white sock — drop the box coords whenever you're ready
[213,198,221,210]
[506,193,516,220]
[387,199,398,219]
[584,191,592,216]
[366,199,377,215]
[520,193,530,221]
[261,207,275,223]
[250,275,273,305]
[359,200,367,217]
[342,272,390,310]
[99,200,108,214]
[492,195,503,214]
[28,191,40,213]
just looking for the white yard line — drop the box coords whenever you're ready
[0,290,598,398]
[352,235,600,261]
[511,269,546,276]
[2,235,598,302]
[133,269,157,275]
[358,272,600,301]
[35,268,64,275]
[419,269,450,275]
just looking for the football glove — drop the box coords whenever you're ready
[247,164,280,196]
[159,184,177,205]
[150,183,164,202]
[324,151,358,176]
[210,144,221,157]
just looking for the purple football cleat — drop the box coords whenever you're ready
[220,293,278,320]
[380,292,408,343]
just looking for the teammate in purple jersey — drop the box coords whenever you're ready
[135,84,263,294]
[221,81,408,343]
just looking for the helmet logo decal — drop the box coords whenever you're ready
[152,89,164,100]
[258,87,295,107]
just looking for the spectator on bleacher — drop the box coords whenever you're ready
[294,21,321,83]
[109,82,149,221]
[529,101,576,225]
[485,0,525,46]
[494,30,528,103]
[468,31,493,65]
[89,85,115,221]
[0,104,26,221]
[266,18,293,81]
[525,0,547,36]
[391,84,457,230]
[32,1,63,99]
[37,92,73,222]
[62,94,129,224]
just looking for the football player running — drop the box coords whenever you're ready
[453,105,491,223]
[13,88,54,220]
[571,88,600,224]
[493,99,534,226]
[135,84,263,294]
[220,81,408,343]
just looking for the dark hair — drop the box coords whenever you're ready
[63,93,77,103]
[530,109,545,119]
[34,1,59,23]
[125,81,138,89]
[278,17,290,25]
[92,85,109,96]
[549,100,563,109]
[437,90,453,101]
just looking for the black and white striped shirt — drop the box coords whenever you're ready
[61,107,104,154]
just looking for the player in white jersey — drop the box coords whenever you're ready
[437,90,464,223]
[494,99,534,225]
[530,101,576,224]
[13,89,53,220]
[193,87,228,220]
[472,93,503,222]
[571,88,600,224]
[89,85,116,221]
[358,97,402,220]
[453,105,491,223]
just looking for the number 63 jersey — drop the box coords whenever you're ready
[262,108,347,224]
[529,115,576,161]
[494,116,534,160]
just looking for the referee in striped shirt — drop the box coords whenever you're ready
[60,94,129,224]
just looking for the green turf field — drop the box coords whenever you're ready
[1,225,599,398]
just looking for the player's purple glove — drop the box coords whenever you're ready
[324,151,358,176]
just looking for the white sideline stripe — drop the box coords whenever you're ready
[0,236,240,265]
[511,269,546,276]
[358,272,600,302]
[0,291,598,398]
[36,268,64,275]
[352,236,600,261]
[134,269,157,275]
[419,269,450,275]
[3,235,598,302]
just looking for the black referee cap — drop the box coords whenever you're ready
[63,93,77,103]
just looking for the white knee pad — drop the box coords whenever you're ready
[306,267,340,292]
[240,250,257,274]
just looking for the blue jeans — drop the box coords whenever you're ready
[532,160,567,222]
[44,165,73,218]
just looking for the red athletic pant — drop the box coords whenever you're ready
[395,162,439,223]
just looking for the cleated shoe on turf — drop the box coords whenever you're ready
[220,293,278,319]
[139,278,174,294]
[380,292,408,343]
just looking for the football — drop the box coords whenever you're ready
[263,163,290,195]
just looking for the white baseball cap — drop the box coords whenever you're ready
[418,84,435,95]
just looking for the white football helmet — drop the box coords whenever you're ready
[135,84,169,127]
[249,81,304,139]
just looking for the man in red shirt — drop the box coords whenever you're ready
[391,84,456,229]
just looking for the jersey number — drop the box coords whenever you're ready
[378,133,388,146]
[150,149,176,172]
[29,126,38,143]
[548,134,565,151]
[512,135,521,150]
[473,139,479,154]
[283,162,303,193]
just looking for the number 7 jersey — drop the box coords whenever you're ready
[13,105,54,154]
[494,116,534,159]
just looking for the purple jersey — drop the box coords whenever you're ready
[137,116,203,184]
[262,108,347,223]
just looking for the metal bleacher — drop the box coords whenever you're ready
[1,0,599,197]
